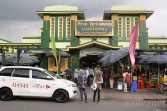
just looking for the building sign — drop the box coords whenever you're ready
[75,21,112,36]
[80,47,105,58]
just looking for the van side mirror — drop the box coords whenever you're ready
[47,76,52,80]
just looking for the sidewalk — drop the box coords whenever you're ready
[76,88,167,101]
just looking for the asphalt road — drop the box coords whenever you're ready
[0,97,166,111]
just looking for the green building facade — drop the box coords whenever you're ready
[0,5,167,71]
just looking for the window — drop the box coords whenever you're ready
[32,70,53,80]
[126,17,131,37]
[58,17,63,39]
[118,17,123,37]
[12,69,29,78]
[0,68,14,76]
[50,17,55,37]
[66,17,71,38]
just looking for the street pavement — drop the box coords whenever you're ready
[76,87,167,101]
[0,88,167,111]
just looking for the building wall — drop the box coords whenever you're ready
[22,37,41,43]
[118,42,139,48]
[80,38,92,44]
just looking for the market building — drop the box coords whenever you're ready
[0,5,167,73]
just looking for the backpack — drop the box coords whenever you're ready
[125,73,131,83]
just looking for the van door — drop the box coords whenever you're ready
[11,69,31,96]
[30,69,53,97]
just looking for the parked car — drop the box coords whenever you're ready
[0,66,77,103]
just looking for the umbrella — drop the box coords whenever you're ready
[142,55,167,82]
[98,50,114,57]
[99,47,129,66]
[138,55,153,64]
[146,55,167,64]
[45,51,71,57]
[5,53,39,65]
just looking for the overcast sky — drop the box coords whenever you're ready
[0,0,167,43]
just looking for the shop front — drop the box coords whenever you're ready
[135,49,167,88]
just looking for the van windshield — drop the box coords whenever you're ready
[44,70,62,79]
[54,74,62,79]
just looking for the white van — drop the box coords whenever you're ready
[0,66,77,103]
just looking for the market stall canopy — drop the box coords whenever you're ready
[98,50,114,57]
[146,55,167,64]
[99,47,129,66]
[139,55,167,83]
[45,51,71,57]
[138,55,153,64]
[5,53,39,65]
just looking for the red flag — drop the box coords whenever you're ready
[129,22,138,71]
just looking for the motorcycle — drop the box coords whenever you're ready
[159,82,167,94]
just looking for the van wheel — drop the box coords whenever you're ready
[53,90,69,103]
[0,88,13,101]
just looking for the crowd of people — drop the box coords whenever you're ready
[58,65,132,104]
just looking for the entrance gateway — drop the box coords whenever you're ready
[66,20,119,70]
[79,47,105,67]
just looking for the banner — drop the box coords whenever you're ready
[129,22,138,71]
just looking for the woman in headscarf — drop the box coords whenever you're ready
[93,70,103,104]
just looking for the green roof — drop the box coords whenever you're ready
[44,5,78,11]
[104,5,154,20]
[111,5,145,11]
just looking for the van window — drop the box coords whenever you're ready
[32,70,53,80]
[12,69,29,78]
[0,68,14,76]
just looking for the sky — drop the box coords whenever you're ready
[0,0,167,43]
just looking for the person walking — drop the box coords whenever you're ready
[65,67,73,81]
[123,69,131,93]
[89,66,94,86]
[78,68,88,104]
[93,70,103,104]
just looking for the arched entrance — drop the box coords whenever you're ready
[80,55,100,67]
[79,47,104,67]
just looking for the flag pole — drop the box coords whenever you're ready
[129,21,139,92]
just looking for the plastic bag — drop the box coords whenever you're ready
[91,83,97,90]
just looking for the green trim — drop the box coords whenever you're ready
[41,20,50,48]
[70,49,80,71]
[41,55,48,69]
[22,38,41,39]
[148,38,167,39]
[139,20,148,49]
[112,20,118,46]
[123,17,126,37]
[55,16,58,40]
[71,20,79,46]
[63,16,66,40]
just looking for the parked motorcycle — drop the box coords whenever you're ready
[159,82,167,94]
